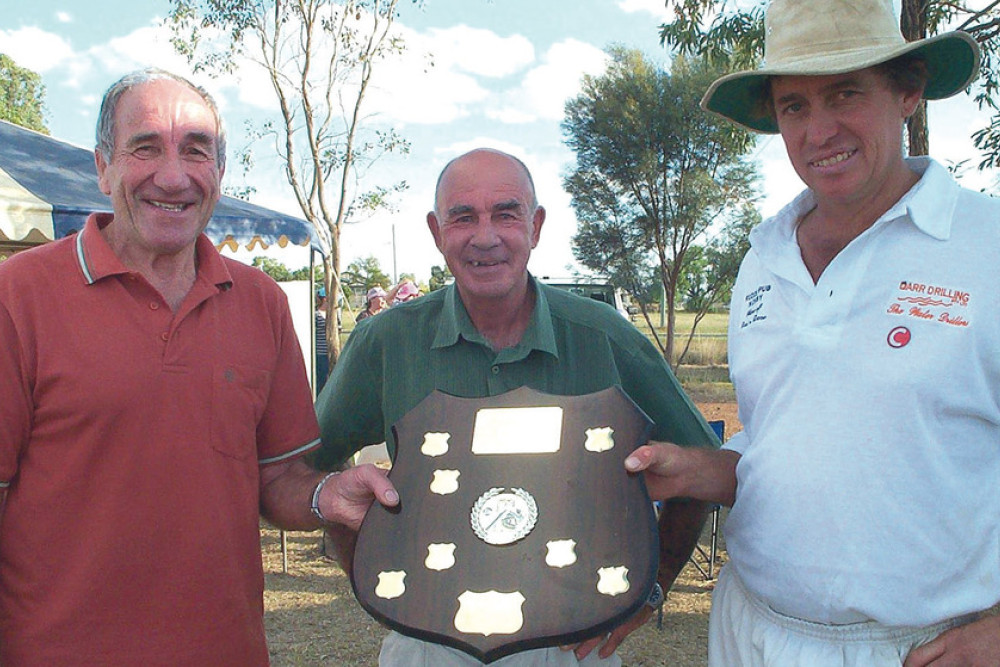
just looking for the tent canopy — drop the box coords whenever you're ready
[0,120,314,250]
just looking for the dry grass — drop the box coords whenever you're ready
[262,402,741,666]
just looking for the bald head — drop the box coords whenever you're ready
[433,148,538,217]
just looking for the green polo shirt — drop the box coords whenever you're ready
[314,276,718,468]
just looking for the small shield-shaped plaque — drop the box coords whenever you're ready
[350,386,657,663]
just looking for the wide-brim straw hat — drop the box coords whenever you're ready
[701,0,981,134]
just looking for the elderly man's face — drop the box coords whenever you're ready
[96,78,223,258]
[771,68,920,209]
[427,150,544,309]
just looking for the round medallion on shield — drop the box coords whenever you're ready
[470,487,538,545]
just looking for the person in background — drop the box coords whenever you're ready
[356,285,388,322]
[314,147,720,667]
[388,278,422,305]
[626,0,1000,664]
[0,67,397,665]
[315,287,330,394]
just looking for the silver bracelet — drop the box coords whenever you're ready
[310,471,341,524]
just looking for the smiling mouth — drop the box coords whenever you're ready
[470,260,502,267]
[149,200,189,212]
[811,150,856,168]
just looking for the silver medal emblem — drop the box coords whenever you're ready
[470,487,538,546]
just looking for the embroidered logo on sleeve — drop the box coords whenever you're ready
[887,280,971,328]
[740,284,772,329]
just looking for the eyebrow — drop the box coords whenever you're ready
[124,132,160,148]
[492,199,523,213]
[446,204,475,218]
[185,131,216,146]
[124,130,216,148]
[776,77,866,106]
[445,198,525,219]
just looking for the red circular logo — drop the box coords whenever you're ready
[887,326,911,348]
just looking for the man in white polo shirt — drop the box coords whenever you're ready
[625,0,1000,664]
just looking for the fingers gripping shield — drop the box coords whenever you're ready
[350,386,658,663]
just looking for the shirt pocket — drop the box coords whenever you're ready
[210,364,271,460]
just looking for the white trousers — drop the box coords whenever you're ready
[378,631,622,667]
[708,566,975,667]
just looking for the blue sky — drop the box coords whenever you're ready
[3,0,996,281]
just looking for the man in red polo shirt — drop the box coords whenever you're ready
[0,68,397,665]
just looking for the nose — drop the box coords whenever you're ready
[804,106,839,146]
[469,220,501,249]
[152,151,192,191]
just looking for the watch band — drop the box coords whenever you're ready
[645,582,664,609]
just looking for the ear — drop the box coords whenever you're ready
[530,206,546,249]
[215,163,226,202]
[900,86,923,119]
[426,211,443,251]
[95,149,112,196]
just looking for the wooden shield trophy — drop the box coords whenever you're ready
[350,385,657,663]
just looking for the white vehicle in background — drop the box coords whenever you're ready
[540,276,633,320]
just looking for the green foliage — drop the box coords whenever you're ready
[253,256,292,281]
[658,0,765,72]
[341,255,391,294]
[562,48,758,363]
[250,256,316,281]
[681,204,757,311]
[428,264,452,291]
[0,54,49,134]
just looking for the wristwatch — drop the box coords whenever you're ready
[645,582,664,609]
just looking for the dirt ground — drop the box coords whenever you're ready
[262,402,741,667]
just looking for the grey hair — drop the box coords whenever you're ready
[95,68,227,171]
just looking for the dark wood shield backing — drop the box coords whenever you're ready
[351,385,657,663]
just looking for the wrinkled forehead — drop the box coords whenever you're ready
[116,79,220,144]
[435,152,535,212]
[769,67,887,100]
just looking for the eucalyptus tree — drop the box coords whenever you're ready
[0,55,48,134]
[563,47,758,364]
[167,0,416,362]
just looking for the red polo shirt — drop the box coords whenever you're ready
[0,214,320,665]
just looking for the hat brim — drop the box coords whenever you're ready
[701,30,980,134]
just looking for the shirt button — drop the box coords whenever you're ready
[160,332,169,342]
[150,302,160,310]
[491,366,500,375]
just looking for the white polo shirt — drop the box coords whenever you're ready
[724,158,1000,626]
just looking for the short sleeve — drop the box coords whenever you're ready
[256,288,321,465]
[314,322,385,470]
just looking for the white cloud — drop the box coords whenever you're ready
[503,39,609,122]
[0,27,75,72]
[617,0,671,19]
[88,26,193,79]
[56,11,73,23]
[367,52,489,125]
[365,23,533,125]
[421,25,534,78]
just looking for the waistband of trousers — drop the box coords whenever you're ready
[730,567,977,643]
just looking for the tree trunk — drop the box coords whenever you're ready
[323,234,343,368]
[900,0,930,155]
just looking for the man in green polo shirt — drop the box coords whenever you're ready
[315,147,719,666]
